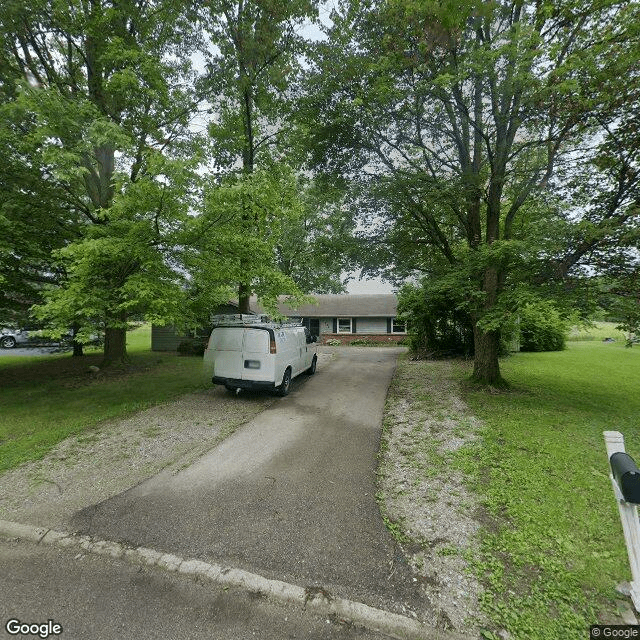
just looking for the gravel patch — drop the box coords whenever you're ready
[378,357,486,634]
[0,353,334,531]
[0,388,272,529]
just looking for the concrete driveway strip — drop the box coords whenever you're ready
[69,347,427,618]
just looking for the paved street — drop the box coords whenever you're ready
[0,346,68,357]
[0,537,385,640]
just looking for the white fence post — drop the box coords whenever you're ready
[604,430,640,612]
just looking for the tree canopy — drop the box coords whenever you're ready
[0,0,204,363]
[303,0,640,383]
[197,0,320,311]
[1,0,638,379]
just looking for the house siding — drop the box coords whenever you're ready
[304,316,398,337]
[320,319,333,335]
[152,325,185,352]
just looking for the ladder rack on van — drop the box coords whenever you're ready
[210,314,302,329]
[211,314,269,325]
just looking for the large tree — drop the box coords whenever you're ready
[304,0,640,384]
[198,0,319,311]
[1,0,200,364]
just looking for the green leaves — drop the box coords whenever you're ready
[200,0,318,172]
[305,0,640,382]
[184,163,309,319]
[0,0,203,353]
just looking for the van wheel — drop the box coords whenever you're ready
[277,368,292,397]
[306,356,317,375]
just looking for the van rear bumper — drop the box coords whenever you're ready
[212,376,276,391]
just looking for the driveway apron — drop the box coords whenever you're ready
[70,347,426,615]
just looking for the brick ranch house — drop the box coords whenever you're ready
[279,293,406,345]
[151,293,406,351]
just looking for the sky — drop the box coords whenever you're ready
[345,273,396,294]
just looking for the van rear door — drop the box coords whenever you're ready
[241,328,272,381]
[210,327,244,380]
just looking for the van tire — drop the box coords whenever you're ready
[277,368,292,397]
[306,356,317,375]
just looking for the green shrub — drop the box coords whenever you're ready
[349,338,376,346]
[398,282,474,358]
[519,301,568,352]
[177,338,207,356]
[326,338,342,346]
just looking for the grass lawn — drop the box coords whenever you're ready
[0,324,207,473]
[455,340,640,638]
[568,321,627,342]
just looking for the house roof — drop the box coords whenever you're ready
[251,294,399,318]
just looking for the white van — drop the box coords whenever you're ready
[203,315,318,396]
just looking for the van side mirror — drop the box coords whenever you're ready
[312,335,318,343]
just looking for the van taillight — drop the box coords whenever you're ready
[270,337,277,354]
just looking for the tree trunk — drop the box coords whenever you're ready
[471,266,505,386]
[237,80,254,317]
[472,324,503,385]
[71,322,84,357]
[238,282,251,313]
[102,312,128,367]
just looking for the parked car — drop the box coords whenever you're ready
[0,326,61,349]
[203,314,318,396]
[0,325,100,349]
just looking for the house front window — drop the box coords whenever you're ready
[391,318,406,334]
[337,318,352,333]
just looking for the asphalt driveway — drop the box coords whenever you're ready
[69,347,426,618]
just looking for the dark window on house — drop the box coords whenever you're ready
[301,318,320,335]
[301,318,321,334]
[337,318,352,333]
[391,318,406,333]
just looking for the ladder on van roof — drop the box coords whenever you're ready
[210,314,302,328]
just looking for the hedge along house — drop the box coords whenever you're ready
[151,294,406,351]
[273,293,406,345]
